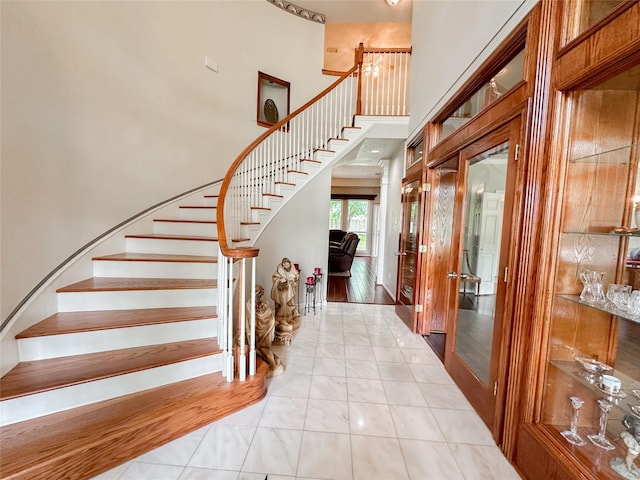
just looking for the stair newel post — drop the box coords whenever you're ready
[238,258,246,381]
[226,256,234,382]
[249,257,256,376]
[355,42,364,117]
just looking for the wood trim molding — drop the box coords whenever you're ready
[554,1,640,91]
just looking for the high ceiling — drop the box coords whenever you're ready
[293,0,413,23]
[287,0,412,179]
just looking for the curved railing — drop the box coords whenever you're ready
[216,66,359,255]
[216,44,411,381]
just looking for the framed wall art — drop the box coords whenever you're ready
[257,71,290,128]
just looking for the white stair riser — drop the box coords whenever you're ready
[314,150,335,162]
[201,196,218,206]
[328,139,349,151]
[287,172,308,184]
[179,208,216,221]
[274,184,296,197]
[154,221,217,237]
[0,354,222,426]
[300,161,322,174]
[251,209,272,224]
[262,196,283,209]
[93,259,217,279]
[58,288,217,312]
[126,237,218,256]
[18,318,218,361]
[342,128,361,141]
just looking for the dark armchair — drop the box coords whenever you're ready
[329,232,360,275]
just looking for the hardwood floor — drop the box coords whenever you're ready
[326,256,394,305]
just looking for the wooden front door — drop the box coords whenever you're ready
[444,118,521,442]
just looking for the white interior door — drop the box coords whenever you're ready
[477,191,504,295]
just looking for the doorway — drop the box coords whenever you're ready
[440,118,521,442]
[395,169,423,330]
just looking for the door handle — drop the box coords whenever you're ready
[395,252,407,256]
[447,272,458,279]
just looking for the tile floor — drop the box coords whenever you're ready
[93,303,522,480]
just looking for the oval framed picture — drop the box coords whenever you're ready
[264,99,279,124]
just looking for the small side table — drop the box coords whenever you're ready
[304,280,316,315]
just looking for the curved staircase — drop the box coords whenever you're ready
[0,187,268,480]
[1,43,411,480]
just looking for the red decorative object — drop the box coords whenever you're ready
[307,276,315,285]
[314,267,321,274]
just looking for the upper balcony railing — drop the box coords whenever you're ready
[216,44,410,381]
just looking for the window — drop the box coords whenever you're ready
[329,200,342,229]
[329,198,372,253]
[347,200,369,252]
[441,48,526,139]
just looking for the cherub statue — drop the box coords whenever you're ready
[271,257,300,331]
[246,285,284,376]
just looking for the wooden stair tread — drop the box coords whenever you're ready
[301,158,321,164]
[153,219,217,224]
[125,233,218,241]
[17,306,218,339]
[92,252,217,263]
[0,362,268,480]
[57,277,217,293]
[0,338,221,401]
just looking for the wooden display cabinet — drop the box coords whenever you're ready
[514,2,640,479]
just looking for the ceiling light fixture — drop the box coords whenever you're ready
[371,149,381,153]
[385,0,400,6]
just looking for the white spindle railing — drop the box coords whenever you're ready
[216,45,411,382]
[360,48,411,116]
[223,72,358,243]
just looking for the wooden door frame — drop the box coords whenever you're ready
[395,163,425,331]
[443,117,523,442]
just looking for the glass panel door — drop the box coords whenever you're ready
[444,118,521,439]
[396,175,422,329]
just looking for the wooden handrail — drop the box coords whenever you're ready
[216,64,358,258]
[216,44,412,259]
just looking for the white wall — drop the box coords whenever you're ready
[382,145,404,298]
[1,1,331,321]
[407,0,536,139]
[254,168,332,310]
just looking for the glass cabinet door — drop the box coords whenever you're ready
[541,63,640,480]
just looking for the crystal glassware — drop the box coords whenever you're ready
[588,399,615,450]
[579,269,606,305]
[561,396,586,446]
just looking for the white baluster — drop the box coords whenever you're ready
[226,256,234,382]
[239,258,246,381]
[249,257,256,376]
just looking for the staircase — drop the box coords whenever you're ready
[0,44,411,480]
[0,187,268,480]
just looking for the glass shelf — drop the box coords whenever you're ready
[558,294,640,325]
[551,360,640,418]
[569,143,638,164]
